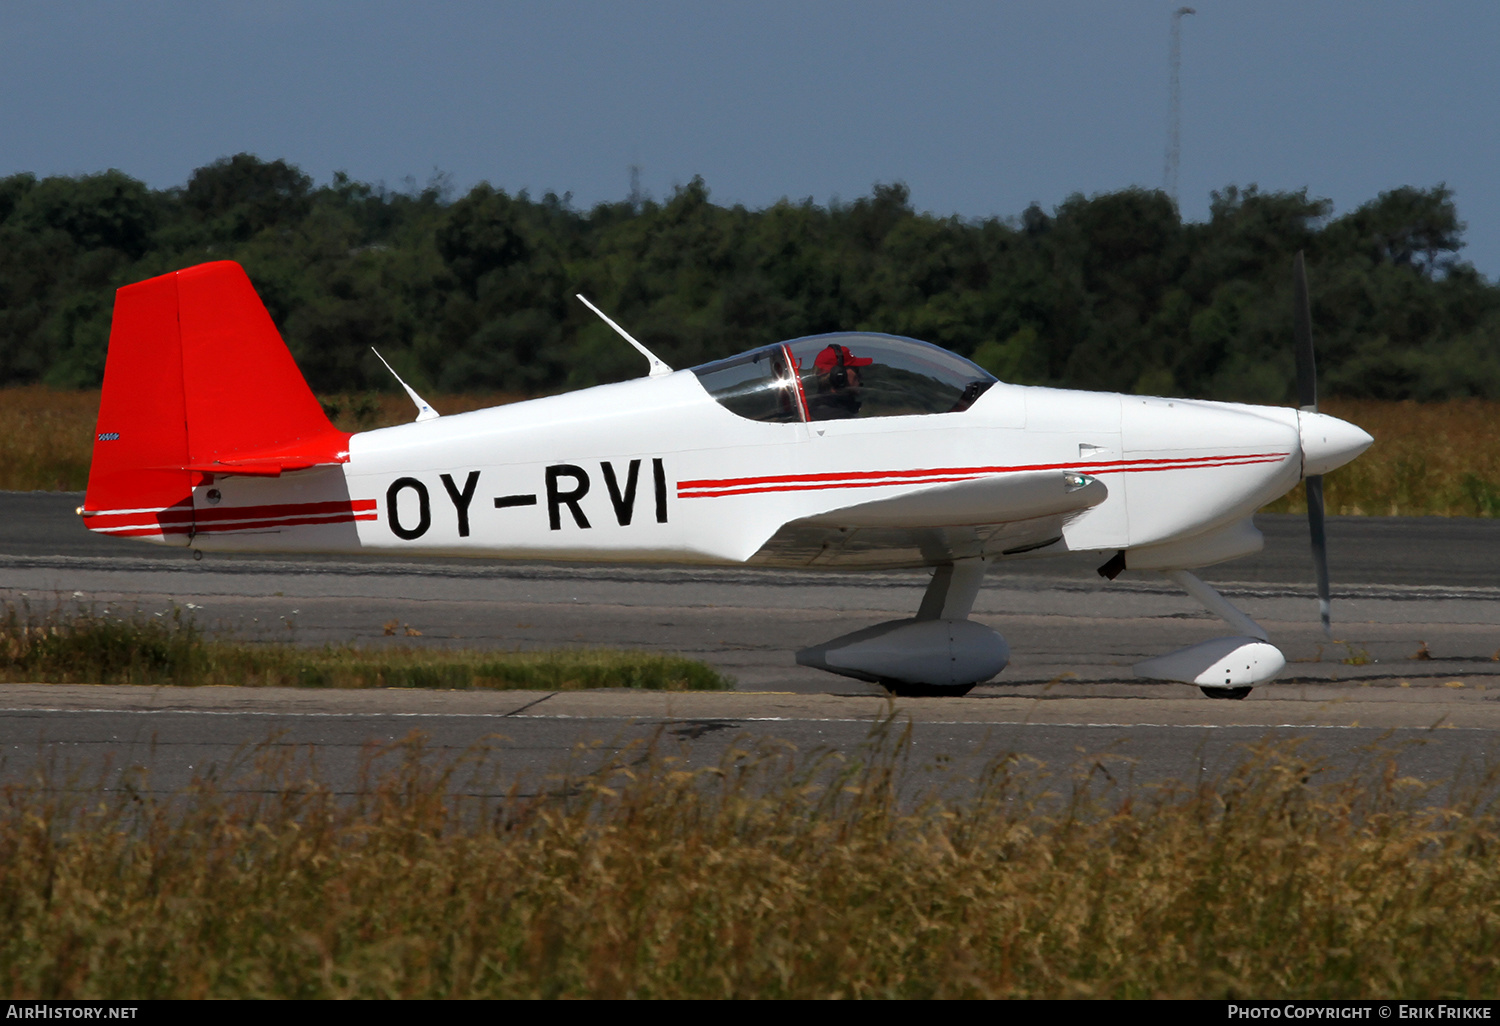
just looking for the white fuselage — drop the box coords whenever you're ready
[159,370,1341,573]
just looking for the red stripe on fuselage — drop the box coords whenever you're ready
[193,511,377,534]
[85,498,377,536]
[677,453,1291,498]
[193,498,375,524]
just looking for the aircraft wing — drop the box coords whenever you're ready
[748,469,1107,569]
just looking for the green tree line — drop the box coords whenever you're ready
[1,153,1495,402]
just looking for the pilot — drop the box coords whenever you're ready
[809,343,873,420]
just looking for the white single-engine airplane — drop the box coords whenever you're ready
[80,257,1371,698]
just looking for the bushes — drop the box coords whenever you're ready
[1,158,1496,401]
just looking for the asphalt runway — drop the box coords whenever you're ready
[3,490,1499,793]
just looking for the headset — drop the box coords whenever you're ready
[826,345,848,390]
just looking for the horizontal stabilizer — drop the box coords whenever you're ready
[177,443,350,478]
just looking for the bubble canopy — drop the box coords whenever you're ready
[691,332,997,424]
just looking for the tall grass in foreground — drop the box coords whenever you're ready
[2,729,1498,998]
[0,604,729,690]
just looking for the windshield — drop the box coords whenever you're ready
[692,333,996,424]
[690,344,804,423]
[786,333,995,421]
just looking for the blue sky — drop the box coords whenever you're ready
[4,1,1497,276]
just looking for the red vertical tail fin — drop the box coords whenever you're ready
[82,261,350,541]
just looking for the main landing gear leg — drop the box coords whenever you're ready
[916,558,987,622]
[1133,569,1286,700]
[795,557,1010,697]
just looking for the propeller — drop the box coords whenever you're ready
[1293,251,1332,636]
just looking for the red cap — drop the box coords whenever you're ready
[814,344,874,372]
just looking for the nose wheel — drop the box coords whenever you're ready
[1200,685,1253,700]
[882,680,978,698]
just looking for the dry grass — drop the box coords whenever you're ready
[315,391,526,433]
[0,388,523,492]
[1264,398,1500,516]
[0,386,101,491]
[4,388,1498,517]
[2,727,1498,998]
[0,604,730,691]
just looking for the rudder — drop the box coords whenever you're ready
[82,261,350,542]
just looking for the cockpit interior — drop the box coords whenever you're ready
[692,332,997,423]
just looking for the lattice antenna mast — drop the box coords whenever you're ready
[1164,6,1195,204]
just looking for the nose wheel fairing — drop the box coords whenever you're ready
[1134,636,1286,689]
[1131,570,1286,698]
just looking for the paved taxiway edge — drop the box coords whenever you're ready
[4,684,1500,730]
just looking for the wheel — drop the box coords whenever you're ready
[881,681,978,698]
[1200,686,1253,700]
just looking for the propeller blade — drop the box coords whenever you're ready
[1306,474,1332,636]
[1294,252,1332,636]
[1293,251,1317,412]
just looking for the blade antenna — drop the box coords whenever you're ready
[1293,252,1332,636]
[576,295,673,377]
[371,348,440,422]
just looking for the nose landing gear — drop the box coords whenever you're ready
[1133,569,1285,699]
